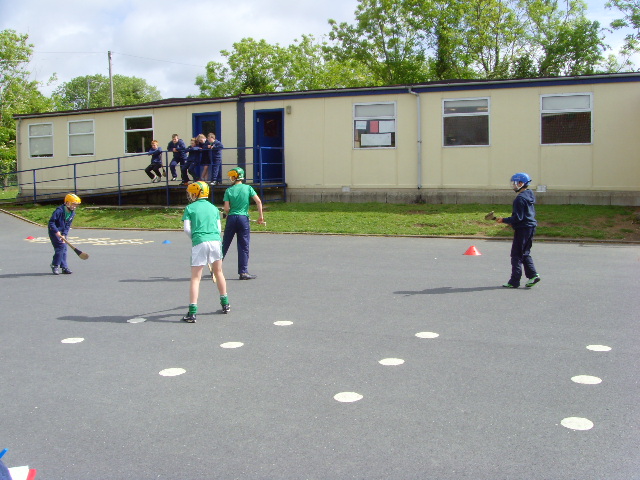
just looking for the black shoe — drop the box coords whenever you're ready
[61,267,73,274]
[182,313,196,323]
[50,264,60,275]
[222,304,231,314]
[239,273,256,280]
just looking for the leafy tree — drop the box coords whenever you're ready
[52,74,162,110]
[606,0,640,69]
[327,0,429,85]
[0,29,54,182]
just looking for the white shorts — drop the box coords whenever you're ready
[191,241,222,266]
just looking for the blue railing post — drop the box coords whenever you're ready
[117,157,122,206]
[32,169,37,202]
[258,146,265,200]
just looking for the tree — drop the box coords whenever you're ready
[0,29,54,182]
[327,0,429,85]
[195,36,370,97]
[606,0,640,69]
[52,74,162,111]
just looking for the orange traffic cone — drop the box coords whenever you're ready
[463,245,481,256]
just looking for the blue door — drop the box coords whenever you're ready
[254,110,284,183]
[192,112,221,140]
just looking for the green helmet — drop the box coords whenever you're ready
[228,167,245,181]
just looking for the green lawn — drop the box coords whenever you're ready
[3,202,639,241]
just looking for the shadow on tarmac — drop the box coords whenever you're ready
[58,307,184,324]
[395,285,505,295]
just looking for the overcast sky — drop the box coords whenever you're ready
[0,0,633,99]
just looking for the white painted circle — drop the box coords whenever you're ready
[159,368,186,377]
[587,345,611,352]
[334,392,363,403]
[220,342,244,349]
[274,321,293,326]
[561,417,594,430]
[127,317,147,324]
[415,332,439,339]
[379,358,405,366]
[61,338,84,344]
[571,375,602,385]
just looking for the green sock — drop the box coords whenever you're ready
[189,304,197,314]
[220,295,229,306]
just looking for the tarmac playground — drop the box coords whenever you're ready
[1,210,639,479]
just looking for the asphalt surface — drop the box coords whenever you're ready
[1,210,639,480]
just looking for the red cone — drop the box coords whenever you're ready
[463,245,481,256]
[26,236,35,240]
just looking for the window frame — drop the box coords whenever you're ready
[124,115,154,154]
[540,92,593,145]
[353,102,397,149]
[442,97,490,147]
[28,122,54,158]
[68,119,95,157]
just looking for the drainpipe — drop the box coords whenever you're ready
[408,88,422,189]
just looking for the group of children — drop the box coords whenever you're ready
[144,133,224,186]
[49,166,265,323]
[49,171,540,323]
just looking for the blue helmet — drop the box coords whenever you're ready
[510,172,532,185]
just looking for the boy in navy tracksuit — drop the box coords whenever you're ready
[167,134,188,181]
[497,173,541,288]
[206,133,224,185]
[48,193,81,275]
[144,140,164,182]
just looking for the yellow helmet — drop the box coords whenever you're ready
[186,181,209,201]
[227,167,245,182]
[64,193,81,204]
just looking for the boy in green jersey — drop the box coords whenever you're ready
[182,181,230,323]
[222,167,265,280]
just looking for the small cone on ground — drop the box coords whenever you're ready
[464,245,481,256]
[26,236,35,240]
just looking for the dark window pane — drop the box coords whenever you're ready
[125,117,152,130]
[443,116,489,146]
[126,131,154,153]
[541,112,591,144]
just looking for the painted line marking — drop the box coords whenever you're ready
[273,321,293,326]
[220,342,244,349]
[334,392,363,403]
[159,368,186,377]
[61,338,84,344]
[127,317,147,324]
[571,375,602,385]
[561,417,594,430]
[586,345,611,352]
[379,358,405,366]
[415,332,439,339]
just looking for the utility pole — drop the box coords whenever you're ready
[108,51,114,107]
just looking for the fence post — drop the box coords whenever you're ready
[73,163,78,193]
[117,157,122,206]
[258,147,265,200]
[32,169,37,203]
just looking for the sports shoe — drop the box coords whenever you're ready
[50,264,60,275]
[61,267,73,274]
[222,304,231,314]
[525,275,541,288]
[502,282,518,288]
[181,313,196,323]
[239,273,257,280]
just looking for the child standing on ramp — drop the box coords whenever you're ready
[182,181,230,323]
[496,172,541,288]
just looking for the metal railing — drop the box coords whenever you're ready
[0,146,285,206]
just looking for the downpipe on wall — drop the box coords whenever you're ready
[408,88,422,189]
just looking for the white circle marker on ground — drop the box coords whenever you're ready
[220,342,244,349]
[127,317,147,324]
[587,345,611,352]
[274,321,293,326]
[61,338,84,344]
[571,375,602,385]
[379,358,405,366]
[334,392,363,403]
[415,332,439,339]
[159,368,186,377]
[561,417,594,430]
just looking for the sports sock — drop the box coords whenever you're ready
[220,295,229,306]
[189,303,197,314]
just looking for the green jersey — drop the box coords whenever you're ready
[182,198,221,246]
[223,183,257,216]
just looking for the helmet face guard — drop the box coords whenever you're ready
[510,173,531,192]
[186,181,210,202]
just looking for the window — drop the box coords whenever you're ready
[354,102,396,149]
[124,116,154,153]
[28,123,53,157]
[69,120,94,156]
[442,98,489,146]
[541,93,592,144]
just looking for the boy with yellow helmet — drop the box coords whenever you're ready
[182,181,230,322]
[48,193,81,275]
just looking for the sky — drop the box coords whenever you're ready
[0,0,634,99]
